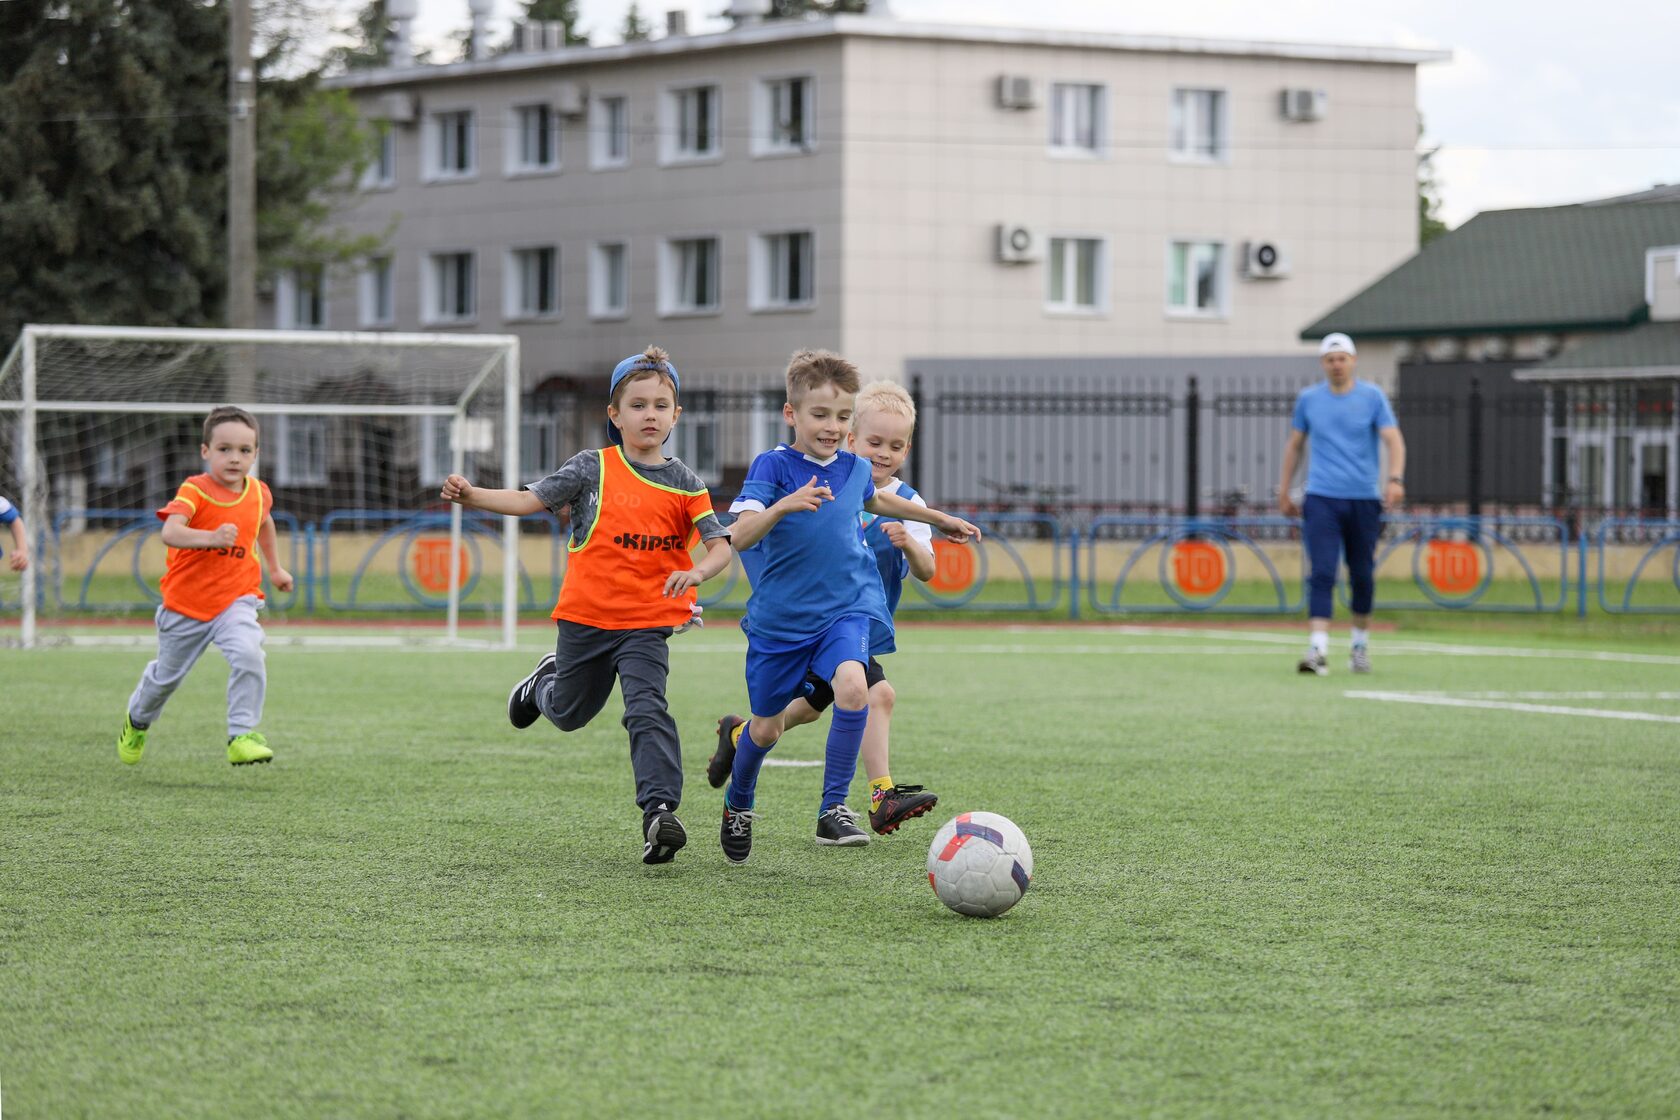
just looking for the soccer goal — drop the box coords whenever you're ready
[0,324,522,649]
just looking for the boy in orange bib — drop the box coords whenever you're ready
[117,406,295,767]
[440,347,733,865]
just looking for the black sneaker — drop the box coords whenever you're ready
[508,653,556,728]
[815,804,870,847]
[721,802,757,865]
[707,714,744,789]
[868,785,939,835]
[642,804,687,865]
[1296,652,1328,676]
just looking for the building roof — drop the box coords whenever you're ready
[1302,196,1680,341]
[326,14,1449,92]
[1515,320,1680,381]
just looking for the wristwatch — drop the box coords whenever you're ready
[1387,475,1405,485]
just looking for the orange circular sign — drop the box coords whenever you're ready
[1170,539,1226,597]
[928,539,977,593]
[1425,539,1480,595]
[414,537,472,592]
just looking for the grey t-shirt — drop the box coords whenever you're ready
[527,450,730,549]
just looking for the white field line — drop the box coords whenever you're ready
[1428,691,1680,701]
[1344,690,1680,725]
[762,759,821,768]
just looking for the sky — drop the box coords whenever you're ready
[395,0,1680,228]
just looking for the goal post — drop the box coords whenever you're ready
[0,324,521,649]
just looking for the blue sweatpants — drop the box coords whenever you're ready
[1302,494,1383,618]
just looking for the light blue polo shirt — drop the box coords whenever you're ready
[1291,381,1397,500]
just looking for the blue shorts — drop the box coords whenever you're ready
[745,614,872,718]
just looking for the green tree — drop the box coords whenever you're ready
[521,0,588,45]
[1418,115,1449,246]
[762,0,868,17]
[620,2,653,42]
[325,0,390,71]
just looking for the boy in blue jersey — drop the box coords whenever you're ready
[708,380,942,836]
[716,351,980,863]
[0,493,28,573]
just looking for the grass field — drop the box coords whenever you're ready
[3,621,1679,1118]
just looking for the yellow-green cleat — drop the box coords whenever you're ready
[117,715,147,765]
[227,732,273,766]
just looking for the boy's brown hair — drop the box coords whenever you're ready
[202,405,260,447]
[785,349,860,406]
[611,345,679,408]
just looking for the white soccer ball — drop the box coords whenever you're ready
[926,812,1033,918]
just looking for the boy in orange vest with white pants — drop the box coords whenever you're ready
[440,347,734,864]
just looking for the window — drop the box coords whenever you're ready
[1171,88,1227,161]
[267,415,329,487]
[506,246,558,319]
[430,109,476,178]
[665,84,719,162]
[511,104,558,172]
[591,95,629,168]
[275,266,326,330]
[521,416,563,478]
[359,257,394,327]
[590,241,628,318]
[363,127,395,188]
[668,408,721,484]
[756,76,811,154]
[1046,237,1104,312]
[660,237,719,315]
[425,251,476,323]
[753,231,814,310]
[418,415,451,488]
[1049,83,1103,154]
[1167,240,1226,316]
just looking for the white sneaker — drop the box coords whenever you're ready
[1350,644,1371,674]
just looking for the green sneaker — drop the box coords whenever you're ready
[227,732,273,766]
[117,715,147,765]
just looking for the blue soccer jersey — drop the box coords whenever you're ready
[0,495,17,526]
[860,478,933,655]
[731,445,891,644]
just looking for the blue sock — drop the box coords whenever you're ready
[726,723,774,810]
[820,704,869,813]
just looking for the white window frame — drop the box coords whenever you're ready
[667,408,722,486]
[417,415,451,488]
[1044,235,1107,315]
[504,246,559,321]
[422,250,478,325]
[590,240,629,320]
[590,93,630,170]
[425,108,477,181]
[751,230,815,312]
[266,415,330,487]
[358,256,394,327]
[1170,88,1228,164]
[661,82,721,165]
[1048,82,1105,157]
[659,236,721,316]
[1165,239,1229,319]
[521,414,564,479]
[508,102,560,175]
[362,126,395,189]
[274,266,327,330]
[753,74,814,157]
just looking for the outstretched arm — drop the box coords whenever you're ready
[440,474,544,516]
[880,521,936,581]
[864,490,982,543]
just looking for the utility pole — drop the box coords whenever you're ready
[227,0,258,394]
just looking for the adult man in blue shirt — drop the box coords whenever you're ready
[1278,333,1407,675]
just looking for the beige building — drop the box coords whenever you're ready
[298,14,1444,480]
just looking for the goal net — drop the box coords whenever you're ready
[0,325,522,649]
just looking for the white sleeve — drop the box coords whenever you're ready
[729,498,767,514]
[906,492,934,550]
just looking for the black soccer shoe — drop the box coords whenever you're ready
[721,802,757,865]
[508,653,556,729]
[707,714,745,789]
[816,804,870,847]
[1296,652,1328,677]
[868,785,939,835]
[642,805,687,865]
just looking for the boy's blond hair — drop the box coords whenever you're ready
[852,379,917,431]
[785,349,860,405]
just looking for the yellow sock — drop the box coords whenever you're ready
[870,776,893,804]
[730,722,745,746]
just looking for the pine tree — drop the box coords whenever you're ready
[621,2,653,43]
[1417,115,1449,246]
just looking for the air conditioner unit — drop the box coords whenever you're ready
[1279,88,1328,122]
[554,80,587,118]
[374,91,419,125]
[995,74,1037,111]
[1242,241,1290,279]
[995,224,1040,264]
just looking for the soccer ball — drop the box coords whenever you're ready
[926,812,1033,918]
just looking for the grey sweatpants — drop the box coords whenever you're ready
[542,620,681,812]
[128,595,266,737]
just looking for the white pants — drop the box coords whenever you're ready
[127,595,267,737]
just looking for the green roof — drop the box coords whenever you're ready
[1302,197,1680,339]
[1519,319,1680,379]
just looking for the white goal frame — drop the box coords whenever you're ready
[0,324,522,649]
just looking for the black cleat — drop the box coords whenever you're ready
[642,805,687,865]
[707,714,745,789]
[720,802,757,865]
[1297,652,1328,676]
[816,804,870,847]
[868,785,939,835]
[508,653,556,728]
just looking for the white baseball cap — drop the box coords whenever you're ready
[1319,332,1357,356]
